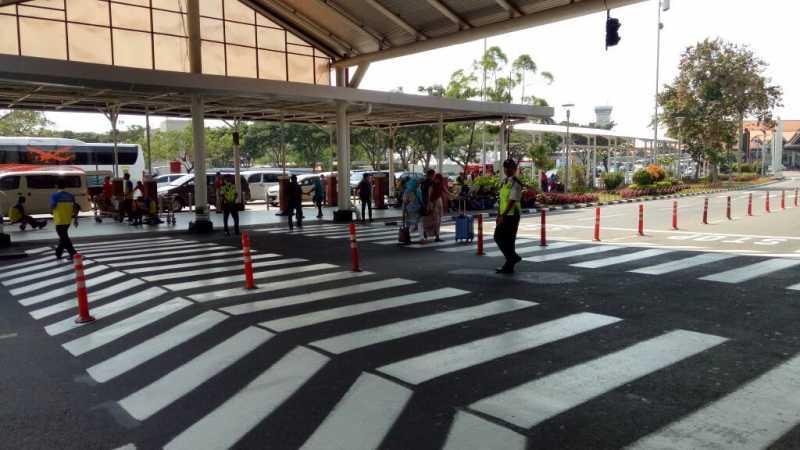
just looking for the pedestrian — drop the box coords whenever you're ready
[120,172,134,222]
[214,171,223,214]
[402,178,423,242]
[102,176,113,202]
[220,176,240,235]
[494,159,523,274]
[548,173,556,193]
[8,196,45,230]
[287,174,303,230]
[312,175,325,218]
[423,173,446,241]
[420,169,435,216]
[50,178,79,260]
[357,173,373,223]
[540,170,549,193]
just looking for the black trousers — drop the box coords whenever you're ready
[493,214,520,268]
[222,203,239,234]
[360,197,372,221]
[15,215,41,229]
[315,199,323,218]
[287,205,303,230]
[55,224,76,258]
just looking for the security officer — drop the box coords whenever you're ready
[50,178,79,260]
[494,159,523,274]
[219,176,240,236]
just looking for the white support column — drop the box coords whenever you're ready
[187,0,211,231]
[335,99,351,214]
[437,114,444,173]
[498,119,507,165]
[592,136,597,188]
[233,127,242,204]
[388,126,396,199]
[145,108,152,176]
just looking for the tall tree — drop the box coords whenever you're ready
[351,127,386,170]
[0,110,53,135]
[287,124,332,170]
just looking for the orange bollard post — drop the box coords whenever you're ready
[540,209,547,246]
[241,232,255,289]
[747,193,753,216]
[593,207,601,241]
[781,190,786,210]
[476,214,485,256]
[766,192,771,213]
[349,223,361,272]
[73,254,95,324]
[638,204,644,236]
[726,196,732,220]
[672,201,678,230]
[702,197,709,224]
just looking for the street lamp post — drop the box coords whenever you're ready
[563,104,574,192]
[653,0,671,165]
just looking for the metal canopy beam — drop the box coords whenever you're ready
[425,0,471,29]
[495,0,523,17]
[363,0,428,41]
[316,0,390,49]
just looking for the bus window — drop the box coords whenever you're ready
[0,176,20,190]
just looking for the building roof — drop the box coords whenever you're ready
[514,123,677,143]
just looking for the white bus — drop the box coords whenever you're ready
[0,137,145,182]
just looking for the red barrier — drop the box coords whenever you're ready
[540,209,547,246]
[702,198,709,224]
[73,254,95,324]
[766,192,771,213]
[593,207,601,241]
[726,196,732,220]
[638,204,644,236]
[672,201,678,230]
[242,232,255,289]
[349,223,361,272]
[747,193,753,216]
[476,214,485,256]
[781,190,786,210]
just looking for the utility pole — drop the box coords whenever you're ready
[653,0,670,165]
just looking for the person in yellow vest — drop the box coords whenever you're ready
[494,159,523,274]
[9,196,46,230]
[220,177,240,235]
[50,178,79,260]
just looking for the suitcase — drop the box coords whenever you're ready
[454,200,474,243]
[398,211,411,244]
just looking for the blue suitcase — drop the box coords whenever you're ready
[455,214,474,243]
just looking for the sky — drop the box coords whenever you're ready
[41,0,799,138]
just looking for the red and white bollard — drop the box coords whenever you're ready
[539,209,547,246]
[476,214,485,256]
[747,193,753,216]
[781,190,786,210]
[349,223,361,272]
[766,192,771,213]
[726,196,732,220]
[637,204,644,236]
[593,207,601,241]
[702,198,709,224]
[73,254,95,324]
[242,232,255,289]
[672,201,678,230]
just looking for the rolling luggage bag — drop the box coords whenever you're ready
[398,211,411,244]
[454,200,474,243]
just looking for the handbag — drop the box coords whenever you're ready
[398,209,411,244]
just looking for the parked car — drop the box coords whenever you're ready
[243,169,284,202]
[154,174,186,187]
[157,173,250,212]
[267,173,322,206]
[0,165,91,216]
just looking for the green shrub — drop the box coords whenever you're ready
[632,169,653,186]
[655,180,672,188]
[602,171,625,190]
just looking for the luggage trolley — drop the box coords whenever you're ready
[160,194,178,225]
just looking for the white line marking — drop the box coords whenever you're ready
[89,246,227,263]
[24,246,51,255]
[484,241,577,258]
[0,258,64,280]
[300,373,412,450]
[119,326,273,421]
[0,255,53,272]
[164,346,328,450]
[443,411,527,450]
[188,270,369,303]
[77,239,188,252]
[321,229,398,239]
[142,257,292,282]
[87,310,228,383]
[378,312,621,385]
[571,249,673,269]
[700,258,800,283]
[0,332,18,340]
[124,253,279,275]
[263,287,469,332]
[8,263,102,295]
[82,243,218,259]
[220,278,416,316]
[74,236,176,248]
[630,253,737,275]
[24,278,144,311]
[406,239,465,249]
[357,233,409,243]
[109,250,251,268]
[162,260,321,292]
[310,298,536,355]
[626,354,800,450]
[44,286,166,336]
[2,260,96,287]
[63,298,191,356]
[26,271,126,314]
[263,224,341,234]
[523,245,620,263]
[469,330,727,429]
[78,241,208,256]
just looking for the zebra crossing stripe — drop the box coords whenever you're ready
[320,229,397,239]
[164,346,328,450]
[25,246,52,255]
[263,224,341,234]
[468,330,728,429]
[77,239,188,252]
[263,287,470,332]
[436,242,490,252]
[266,226,343,236]
[523,245,620,263]
[26,271,126,312]
[443,411,526,450]
[28,278,145,318]
[0,255,53,272]
[92,246,228,263]
[119,326,273,422]
[76,236,176,249]
[62,298,192,356]
[484,241,578,258]
[110,250,248,268]
[309,298,536,355]
[406,239,464,249]
[630,253,737,275]
[300,373,412,450]
[81,243,218,259]
[220,278,416,316]
[8,263,103,295]
[162,260,321,292]
[0,258,64,280]
[700,258,800,284]
[356,233,408,243]
[626,354,800,450]
[571,249,673,269]
[44,286,166,336]
[377,312,622,385]
[188,270,370,303]
[3,260,96,287]
[142,257,292,282]
[125,253,279,275]
[87,310,228,383]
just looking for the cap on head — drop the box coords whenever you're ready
[503,159,518,169]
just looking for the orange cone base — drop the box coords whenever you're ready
[75,315,95,324]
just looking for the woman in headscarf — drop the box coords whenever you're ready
[423,173,446,242]
[403,178,423,241]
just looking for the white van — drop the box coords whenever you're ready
[243,169,284,202]
[0,166,91,216]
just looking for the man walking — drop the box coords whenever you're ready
[220,176,240,236]
[494,159,523,274]
[50,178,79,260]
[287,174,303,230]
[357,173,373,223]
[120,172,134,222]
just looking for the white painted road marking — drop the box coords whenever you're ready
[484,241,577,258]
[3,260,97,287]
[700,258,800,283]
[110,250,248,268]
[91,245,225,263]
[80,243,217,258]
[630,253,737,275]
[443,411,527,450]
[142,257,291,282]
[469,330,727,429]
[523,245,619,263]
[26,272,127,315]
[124,253,278,275]
[161,259,313,291]
[0,258,64,280]
[25,278,144,312]
[571,249,673,269]
[378,312,621,385]
[119,326,273,421]
[8,263,102,295]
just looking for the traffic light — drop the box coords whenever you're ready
[606,13,621,49]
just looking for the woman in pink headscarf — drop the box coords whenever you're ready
[423,173,447,242]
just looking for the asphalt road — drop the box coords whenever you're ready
[2,176,800,450]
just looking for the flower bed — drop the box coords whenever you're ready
[619,184,687,198]
[538,192,599,205]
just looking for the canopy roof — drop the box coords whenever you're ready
[515,123,678,143]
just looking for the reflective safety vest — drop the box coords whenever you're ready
[123,179,134,200]
[50,190,76,225]
[498,177,521,216]
[8,205,22,223]
[220,183,237,204]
